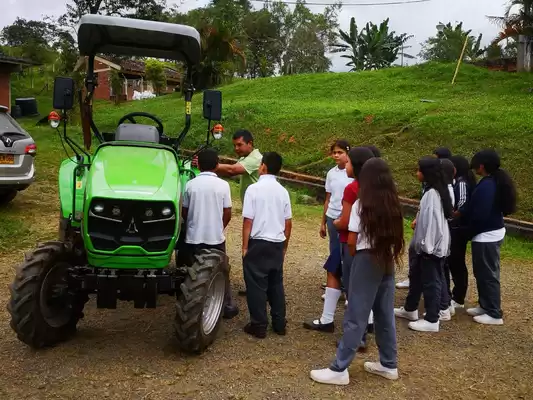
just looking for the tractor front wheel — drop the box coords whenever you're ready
[174,249,227,354]
[7,241,88,348]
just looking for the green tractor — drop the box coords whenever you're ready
[7,15,229,354]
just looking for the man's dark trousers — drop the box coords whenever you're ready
[243,239,286,331]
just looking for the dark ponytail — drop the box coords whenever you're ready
[471,149,517,216]
[418,156,453,219]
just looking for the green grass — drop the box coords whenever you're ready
[13,62,533,221]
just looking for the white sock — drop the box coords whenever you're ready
[368,309,374,324]
[320,288,342,324]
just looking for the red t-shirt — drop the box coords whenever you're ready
[339,180,359,243]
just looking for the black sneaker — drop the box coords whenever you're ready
[273,325,287,336]
[303,319,334,333]
[244,323,267,339]
[223,305,239,319]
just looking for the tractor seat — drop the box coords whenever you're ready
[115,123,160,144]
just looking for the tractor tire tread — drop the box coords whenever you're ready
[174,248,225,354]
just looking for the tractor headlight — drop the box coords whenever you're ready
[111,206,121,217]
[161,207,172,217]
[145,208,154,217]
[93,203,104,213]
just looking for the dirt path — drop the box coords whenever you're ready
[0,193,532,399]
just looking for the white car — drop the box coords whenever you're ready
[0,105,36,204]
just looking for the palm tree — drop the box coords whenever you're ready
[332,17,413,71]
[488,0,533,70]
[331,17,365,71]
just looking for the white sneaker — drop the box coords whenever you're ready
[439,309,451,321]
[449,304,456,317]
[408,319,439,332]
[396,279,410,289]
[423,310,451,321]
[394,307,418,321]
[473,314,503,325]
[467,307,486,317]
[310,368,349,385]
[451,300,464,309]
[364,362,399,381]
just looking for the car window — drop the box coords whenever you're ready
[0,112,29,137]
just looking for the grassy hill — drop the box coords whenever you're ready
[15,62,533,221]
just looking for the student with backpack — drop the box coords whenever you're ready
[310,158,404,385]
[447,155,477,309]
[465,149,516,325]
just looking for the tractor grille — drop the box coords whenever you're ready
[87,198,176,252]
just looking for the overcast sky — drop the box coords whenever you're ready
[2,0,509,71]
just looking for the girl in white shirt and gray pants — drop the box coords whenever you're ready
[310,158,404,386]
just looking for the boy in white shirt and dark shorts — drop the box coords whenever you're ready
[182,148,238,319]
[241,152,292,338]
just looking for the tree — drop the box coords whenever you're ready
[283,24,331,74]
[145,59,166,95]
[60,0,167,30]
[419,22,484,62]
[488,1,533,71]
[109,69,124,104]
[332,17,413,71]
[268,0,341,74]
[0,18,59,64]
[243,9,280,78]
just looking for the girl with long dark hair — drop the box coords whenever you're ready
[447,155,476,309]
[465,149,516,325]
[310,158,404,385]
[303,147,374,334]
[395,157,452,332]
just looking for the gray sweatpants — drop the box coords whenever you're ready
[472,240,503,319]
[331,251,397,371]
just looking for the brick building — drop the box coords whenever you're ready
[75,56,181,101]
[0,54,37,111]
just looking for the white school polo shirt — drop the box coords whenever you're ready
[183,172,232,245]
[325,166,353,219]
[242,174,292,243]
[348,200,371,250]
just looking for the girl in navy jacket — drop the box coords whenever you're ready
[465,150,516,326]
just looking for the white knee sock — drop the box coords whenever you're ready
[319,287,342,324]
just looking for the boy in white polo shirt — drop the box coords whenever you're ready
[182,148,238,319]
[241,152,292,338]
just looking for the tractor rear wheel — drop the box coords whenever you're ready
[7,241,88,348]
[174,249,226,354]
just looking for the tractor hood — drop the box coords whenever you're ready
[86,144,179,201]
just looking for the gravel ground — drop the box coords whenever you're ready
[0,194,532,400]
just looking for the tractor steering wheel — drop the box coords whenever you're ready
[117,112,164,136]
